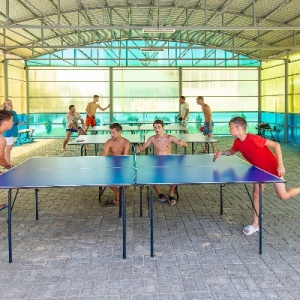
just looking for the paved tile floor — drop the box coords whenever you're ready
[0,137,300,300]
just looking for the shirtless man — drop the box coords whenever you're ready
[196,96,216,153]
[0,109,14,212]
[62,105,86,152]
[85,95,110,130]
[136,119,187,206]
[102,123,130,205]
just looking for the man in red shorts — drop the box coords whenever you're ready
[213,116,300,235]
[85,95,110,150]
[85,95,110,130]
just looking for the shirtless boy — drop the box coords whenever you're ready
[85,95,110,130]
[102,123,130,205]
[0,109,14,211]
[196,96,216,153]
[136,119,187,205]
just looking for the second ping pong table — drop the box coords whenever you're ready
[0,154,284,263]
[68,134,144,156]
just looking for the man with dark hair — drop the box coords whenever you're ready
[102,123,130,205]
[136,119,187,205]
[177,96,189,133]
[0,109,14,211]
[62,105,86,152]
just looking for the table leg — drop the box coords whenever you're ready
[259,183,263,254]
[122,187,126,259]
[150,187,154,257]
[147,186,150,218]
[119,187,122,218]
[220,184,224,215]
[8,189,12,263]
[140,186,143,217]
[35,188,39,220]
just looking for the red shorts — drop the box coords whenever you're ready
[86,115,96,127]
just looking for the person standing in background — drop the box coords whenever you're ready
[85,95,110,151]
[177,96,189,133]
[196,96,216,153]
[85,95,110,131]
[62,105,86,152]
[1,100,24,164]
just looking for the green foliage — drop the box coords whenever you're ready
[195,114,203,129]
[44,119,53,134]
[154,115,170,122]
[127,115,139,122]
[231,113,247,120]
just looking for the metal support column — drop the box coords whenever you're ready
[109,66,113,122]
[258,66,261,124]
[25,64,30,125]
[3,54,8,101]
[284,58,289,143]
[179,66,182,97]
[178,67,182,122]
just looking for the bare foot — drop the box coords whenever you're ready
[0,204,8,211]
[61,148,66,152]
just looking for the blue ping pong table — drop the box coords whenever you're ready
[0,154,283,263]
[0,156,134,263]
[134,154,284,257]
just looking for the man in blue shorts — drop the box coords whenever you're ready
[197,96,216,153]
[62,105,86,152]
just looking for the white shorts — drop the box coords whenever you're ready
[5,137,17,146]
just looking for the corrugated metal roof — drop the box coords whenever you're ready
[0,0,299,60]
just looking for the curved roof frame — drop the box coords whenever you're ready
[1,0,300,61]
[25,40,261,67]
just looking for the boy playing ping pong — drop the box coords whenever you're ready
[136,119,187,205]
[213,116,300,235]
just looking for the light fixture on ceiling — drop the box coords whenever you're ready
[140,47,164,52]
[142,28,175,34]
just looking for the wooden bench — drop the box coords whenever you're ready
[15,129,35,145]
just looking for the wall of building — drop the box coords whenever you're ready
[26,66,259,137]
[0,56,27,127]
[261,53,300,143]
